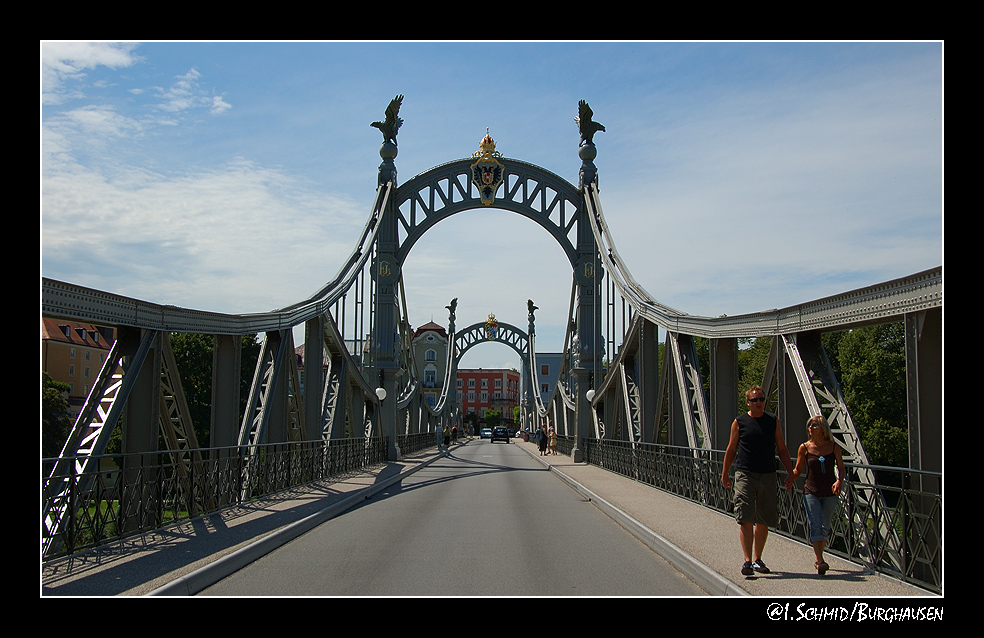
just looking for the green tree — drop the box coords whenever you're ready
[729,326,906,466]
[170,332,215,446]
[169,332,261,448]
[42,372,72,458]
[836,323,908,466]
[737,336,772,413]
[484,409,501,429]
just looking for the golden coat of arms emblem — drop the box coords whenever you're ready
[470,129,505,206]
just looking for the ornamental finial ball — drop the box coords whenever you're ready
[380,140,398,161]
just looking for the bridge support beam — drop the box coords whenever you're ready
[374,141,402,461]
[709,337,738,451]
[635,320,659,444]
[304,316,327,438]
[378,367,399,458]
[120,329,162,455]
[572,199,604,461]
[121,329,163,533]
[906,308,941,474]
[775,338,811,448]
[905,307,942,587]
[211,334,242,449]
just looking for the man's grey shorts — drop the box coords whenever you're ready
[733,470,778,527]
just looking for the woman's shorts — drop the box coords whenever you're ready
[733,470,778,527]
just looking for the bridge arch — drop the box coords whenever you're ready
[443,318,548,432]
[453,320,530,363]
[372,132,604,458]
[393,156,584,269]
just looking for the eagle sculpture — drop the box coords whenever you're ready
[575,99,605,147]
[371,94,404,145]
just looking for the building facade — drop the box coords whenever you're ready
[411,321,449,409]
[456,367,521,422]
[41,319,116,416]
[530,352,563,406]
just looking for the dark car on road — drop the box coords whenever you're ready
[490,426,511,443]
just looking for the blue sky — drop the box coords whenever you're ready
[41,41,943,370]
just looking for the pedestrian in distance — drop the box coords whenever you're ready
[451,424,458,445]
[549,426,557,456]
[443,425,451,448]
[538,424,549,456]
[721,385,795,577]
[790,415,845,575]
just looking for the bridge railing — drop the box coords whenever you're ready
[41,436,400,560]
[581,437,942,593]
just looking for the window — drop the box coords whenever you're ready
[425,349,437,361]
[468,379,475,388]
[481,379,488,388]
[541,364,549,376]
[494,379,502,388]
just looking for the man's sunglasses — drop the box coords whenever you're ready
[748,397,766,403]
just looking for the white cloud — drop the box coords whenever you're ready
[41,141,366,313]
[41,42,141,104]
[211,95,232,114]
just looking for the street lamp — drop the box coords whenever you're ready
[375,387,387,402]
[585,389,595,402]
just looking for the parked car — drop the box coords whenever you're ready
[480,428,492,439]
[490,426,511,443]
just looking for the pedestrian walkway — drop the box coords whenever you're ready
[522,442,935,598]
[41,438,936,597]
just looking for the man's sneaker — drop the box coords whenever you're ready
[741,561,754,576]
[752,559,770,574]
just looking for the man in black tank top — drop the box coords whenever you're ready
[721,385,795,576]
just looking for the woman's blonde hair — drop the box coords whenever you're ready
[807,415,832,441]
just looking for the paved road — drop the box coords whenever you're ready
[199,438,708,596]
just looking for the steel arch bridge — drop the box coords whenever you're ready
[42,98,942,583]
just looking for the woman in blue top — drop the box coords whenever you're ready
[791,415,845,575]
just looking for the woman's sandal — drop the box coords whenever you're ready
[815,560,829,575]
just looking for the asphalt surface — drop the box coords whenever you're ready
[196,438,707,596]
[41,436,938,598]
